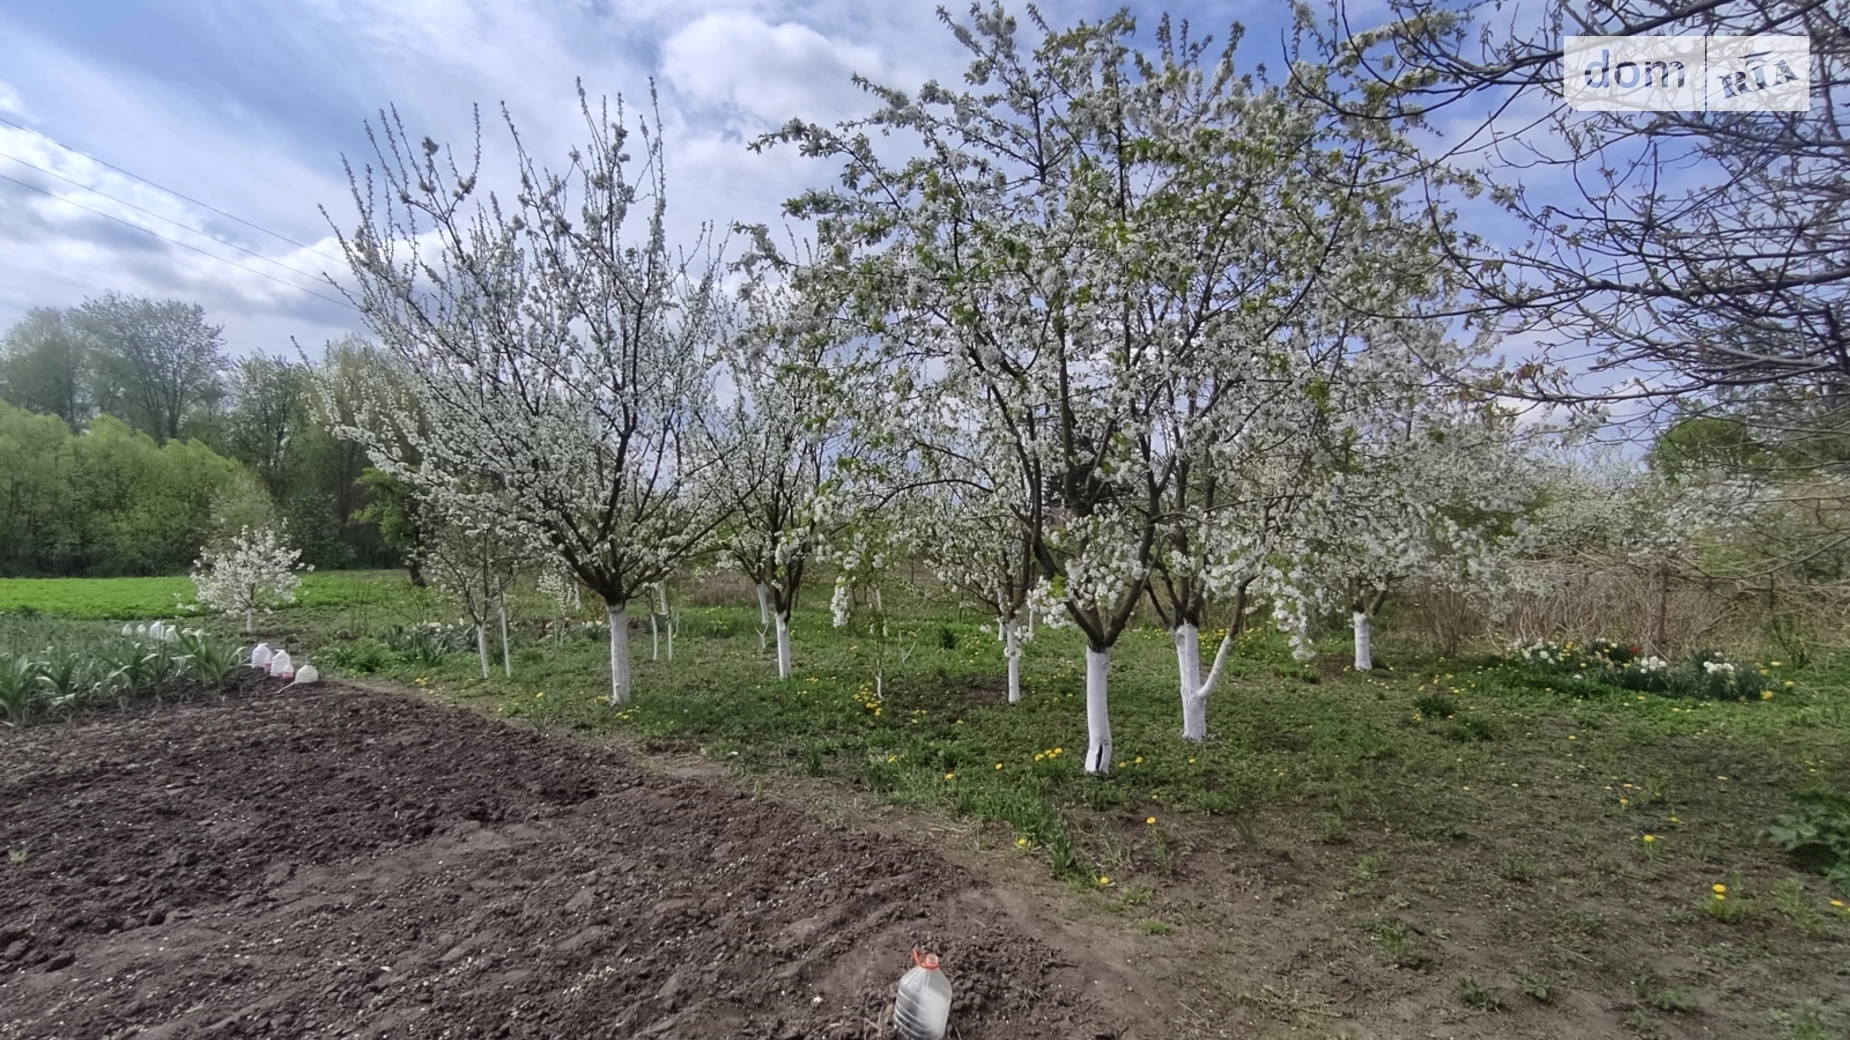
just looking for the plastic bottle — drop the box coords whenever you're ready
[250,643,272,670]
[894,949,952,1040]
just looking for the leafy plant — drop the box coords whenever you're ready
[0,654,42,723]
[176,631,239,684]
[36,652,95,711]
[1769,791,1850,894]
[1456,976,1503,1010]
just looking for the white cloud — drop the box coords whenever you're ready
[661,12,885,127]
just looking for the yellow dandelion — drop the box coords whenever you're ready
[1831,899,1845,908]
[994,763,1004,771]
[1187,757,1196,764]
[1034,753,1045,762]
[1761,690,1775,700]
[1134,756,1144,765]
[1145,816,1156,825]
[535,691,544,699]
[1016,837,1029,848]
[1619,798,1629,805]
[1642,834,1656,843]
[1712,883,1727,895]
[1097,875,1111,886]
[943,772,955,781]
[1670,816,1682,824]
[887,755,898,764]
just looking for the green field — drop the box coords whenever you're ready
[4,571,1848,1037]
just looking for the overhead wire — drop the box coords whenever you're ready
[0,171,356,312]
[0,113,343,262]
[0,150,339,287]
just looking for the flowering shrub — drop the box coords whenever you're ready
[1503,639,1770,700]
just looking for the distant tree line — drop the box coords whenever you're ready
[0,293,404,577]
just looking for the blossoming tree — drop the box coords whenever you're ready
[190,525,309,634]
[715,247,884,679]
[329,88,734,705]
[771,7,1446,769]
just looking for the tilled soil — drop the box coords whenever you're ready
[0,684,1139,1039]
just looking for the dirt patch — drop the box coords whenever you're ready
[0,685,1147,1039]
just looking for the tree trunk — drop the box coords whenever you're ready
[475,623,490,679]
[1353,611,1373,671]
[407,559,427,587]
[607,603,632,705]
[244,608,253,634]
[1650,563,1670,655]
[775,610,793,680]
[650,611,660,662]
[498,594,511,677]
[1004,617,1022,704]
[1175,623,1203,740]
[1084,646,1113,776]
[756,583,770,652]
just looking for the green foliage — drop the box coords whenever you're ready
[1769,791,1850,894]
[0,403,247,576]
[1456,976,1503,1010]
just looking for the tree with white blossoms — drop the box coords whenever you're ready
[328,86,734,705]
[421,507,520,678]
[1274,348,1541,672]
[190,525,309,634]
[714,242,887,679]
[772,5,1439,770]
[910,411,1040,704]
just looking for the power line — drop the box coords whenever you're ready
[0,113,343,263]
[0,171,357,312]
[1,151,339,287]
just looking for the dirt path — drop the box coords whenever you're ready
[0,684,1150,1039]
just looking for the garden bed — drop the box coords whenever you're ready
[0,684,1141,1038]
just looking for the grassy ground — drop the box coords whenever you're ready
[0,570,425,621]
[5,571,1849,1038]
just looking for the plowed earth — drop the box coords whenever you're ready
[0,684,1142,1039]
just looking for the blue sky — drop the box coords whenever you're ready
[0,0,1418,356]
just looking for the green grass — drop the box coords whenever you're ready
[5,572,1850,1036]
[0,570,430,622]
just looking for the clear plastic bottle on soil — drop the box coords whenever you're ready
[894,949,952,1040]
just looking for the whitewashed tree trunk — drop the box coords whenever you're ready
[1175,623,1202,738]
[665,612,676,663]
[1179,624,1236,742]
[244,609,253,634]
[475,624,490,679]
[872,587,883,613]
[1004,618,1023,704]
[607,603,632,705]
[755,583,770,652]
[1353,611,1373,671]
[1084,647,1113,775]
[774,610,793,680]
[650,612,660,661]
[497,593,511,677]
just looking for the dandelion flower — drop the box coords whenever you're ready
[1188,757,1196,764]
[1761,690,1774,700]
[943,772,955,781]
[887,755,898,764]
[1712,883,1727,895]
[1831,899,1845,908]
[1134,756,1144,765]
[1097,876,1111,886]
[1034,753,1045,762]
[1145,816,1156,825]
[995,763,1004,771]
[1642,834,1656,843]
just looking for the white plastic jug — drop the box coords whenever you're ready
[894,949,952,1040]
[268,650,293,679]
[250,643,272,669]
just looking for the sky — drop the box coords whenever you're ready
[0,0,1316,357]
